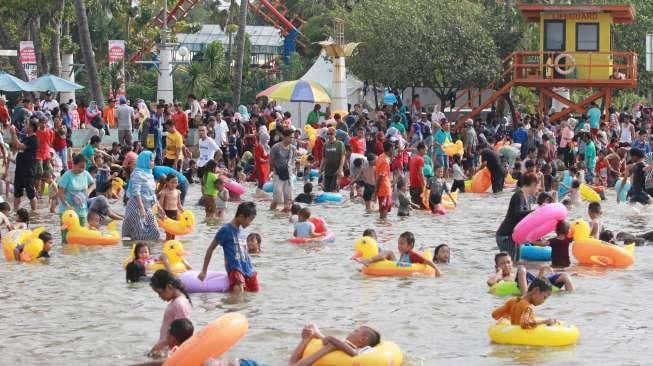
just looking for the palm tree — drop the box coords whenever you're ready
[74,0,104,105]
[181,61,212,97]
[232,0,248,106]
[50,0,66,77]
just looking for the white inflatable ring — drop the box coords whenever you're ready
[554,53,576,75]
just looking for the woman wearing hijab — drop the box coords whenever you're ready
[254,130,271,189]
[121,151,163,241]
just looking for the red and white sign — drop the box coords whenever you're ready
[108,40,125,63]
[19,41,36,64]
[19,41,37,81]
[108,40,126,98]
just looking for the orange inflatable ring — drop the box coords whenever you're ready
[163,312,248,366]
[570,219,634,267]
[471,168,492,193]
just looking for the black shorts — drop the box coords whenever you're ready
[14,173,35,199]
[165,209,178,220]
[409,186,424,206]
[451,179,465,193]
[163,157,177,168]
[363,183,375,201]
[323,174,338,193]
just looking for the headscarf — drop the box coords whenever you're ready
[259,130,270,154]
[238,105,250,121]
[135,150,153,174]
[126,151,155,200]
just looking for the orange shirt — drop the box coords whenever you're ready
[375,153,391,197]
[103,106,116,128]
[491,297,536,328]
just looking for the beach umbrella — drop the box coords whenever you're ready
[257,80,331,103]
[0,72,33,92]
[29,74,83,92]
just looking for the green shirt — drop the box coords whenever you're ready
[389,122,406,135]
[307,110,327,125]
[323,140,345,175]
[81,144,96,171]
[204,172,218,197]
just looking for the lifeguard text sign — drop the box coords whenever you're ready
[552,13,599,21]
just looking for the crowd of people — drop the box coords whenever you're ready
[0,89,650,364]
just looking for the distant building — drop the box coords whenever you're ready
[176,25,284,67]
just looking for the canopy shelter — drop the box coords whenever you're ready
[0,72,33,92]
[29,74,84,92]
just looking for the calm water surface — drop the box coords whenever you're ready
[1,182,652,365]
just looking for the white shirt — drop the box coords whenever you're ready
[431,111,446,124]
[197,136,218,167]
[40,99,59,113]
[189,100,202,118]
[214,119,228,147]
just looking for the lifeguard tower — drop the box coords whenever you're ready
[456,3,637,128]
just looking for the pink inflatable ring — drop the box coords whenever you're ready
[512,203,567,245]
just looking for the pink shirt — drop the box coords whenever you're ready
[159,295,192,343]
[560,127,573,148]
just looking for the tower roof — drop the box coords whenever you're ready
[516,4,635,24]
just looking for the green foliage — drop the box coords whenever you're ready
[613,90,646,110]
[511,86,538,114]
[346,0,501,99]
[281,52,308,81]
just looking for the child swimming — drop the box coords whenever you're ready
[13,231,53,261]
[433,243,450,264]
[357,231,441,276]
[148,270,192,357]
[487,253,574,294]
[427,166,456,213]
[289,203,301,224]
[289,323,381,366]
[293,207,325,239]
[491,278,556,329]
[548,221,572,268]
[247,232,262,254]
[198,202,259,294]
[588,201,603,239]
[294,182,314,204]
[14,208,29,230]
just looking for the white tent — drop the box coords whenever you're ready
[281,51,381,129]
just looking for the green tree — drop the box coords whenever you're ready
[233,0,249,106]
[346,0,501,106]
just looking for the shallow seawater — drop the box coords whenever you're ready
[1,183,653,365]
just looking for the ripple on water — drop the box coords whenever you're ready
[1,184,653,364]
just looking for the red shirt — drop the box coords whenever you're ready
[350,137,365,154]
[312,137,324,165]
[35,129,54,160]
[0,105,9,123]
[172,111,189,137]
[375,153,391,197]
[52,131,67,150]
[403,250,426,264]
[408,154,425,188]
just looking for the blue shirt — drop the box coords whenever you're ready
[293,221,315,238]
[588,107,601,129]
[584,141,597,171]
[434,129,451,155]
[216,223,255,277]
[632,140,651,155]
[152,165,189,185]
[58,169,95,217]
[512,128,527,144]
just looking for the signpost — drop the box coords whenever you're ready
[19,41,37,81]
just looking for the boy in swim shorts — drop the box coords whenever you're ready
[198,202,259,294]
[487,253,574,294]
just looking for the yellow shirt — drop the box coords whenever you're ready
[165,130,184,160]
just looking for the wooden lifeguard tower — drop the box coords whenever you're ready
[455,3,637,128]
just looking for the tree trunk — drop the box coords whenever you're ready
[232,0,248,106]
[0,25,29,81]
[50,0,66,77]
[30,16,49,75]
[74,0,104,105]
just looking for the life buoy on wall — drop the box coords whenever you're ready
[554,53,576,75]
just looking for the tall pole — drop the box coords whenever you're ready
[157,0,174,103]
[233,0,249,107]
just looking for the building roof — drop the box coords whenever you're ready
[176,25,284,54]
[516,4,635,24]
